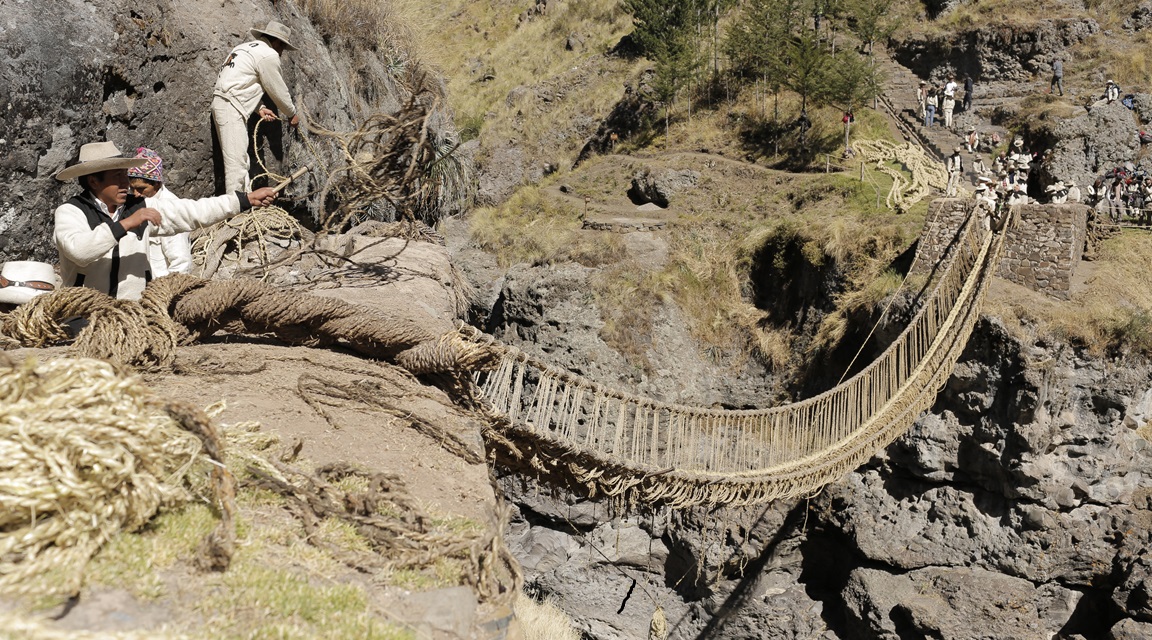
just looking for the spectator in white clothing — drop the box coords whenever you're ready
[212,21,300,194]
[54,141,277,300]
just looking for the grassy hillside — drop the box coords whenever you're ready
[414,0,1152,364]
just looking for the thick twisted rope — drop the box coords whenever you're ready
[853,139,953,210]
[0,275,498,376]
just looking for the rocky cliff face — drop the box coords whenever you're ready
[1042,101,1143,188]
[892,19,1098,81]
[502,313,1152,639]
[484,260,783,408]
[0,0,443,263]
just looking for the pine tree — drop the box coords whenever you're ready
[844,0,897,57]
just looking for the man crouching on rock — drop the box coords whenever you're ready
[54,141,277,300]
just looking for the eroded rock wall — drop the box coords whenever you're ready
[504,316,1152,639]
[0,0,424,262]
[892,19,1098,81]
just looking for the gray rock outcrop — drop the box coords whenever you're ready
[1045,101,1141,187]
[1124,2,1152,32]
[626,168,699,208]
[893,19,1099,81]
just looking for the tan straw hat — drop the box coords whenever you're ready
[55,141,148,182]
[0,261,57,306]
[250,21,296,50]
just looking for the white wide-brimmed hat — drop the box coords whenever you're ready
[0,261,57,305]
[250,21,296,50]
[55,141,148,182]
[1045,181,1067,192]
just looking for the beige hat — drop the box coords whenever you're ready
[55,142,148,182]
[0,261,57,306]
[251,21,296,50]
[954,146,964,153]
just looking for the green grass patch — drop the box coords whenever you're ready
[87,504,219,600]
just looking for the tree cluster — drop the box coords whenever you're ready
[624,0,894,145]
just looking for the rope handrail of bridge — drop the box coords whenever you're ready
[464,207,1013,508]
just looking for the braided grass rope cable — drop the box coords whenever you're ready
[466,206,1012,508]
[853,139,954,210]
[0,275,499,376]
[0,354,235,598]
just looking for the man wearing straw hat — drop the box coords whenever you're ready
[212,20,300,194]
[54,141,277,300]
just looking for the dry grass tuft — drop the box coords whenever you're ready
[984,231,1152,358]
[470,187,626,267]
[514,592,581,640]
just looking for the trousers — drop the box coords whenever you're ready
[212,97,250,194]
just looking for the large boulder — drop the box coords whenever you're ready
[626,168,699,208]
[1045,101,1141,187]
[843,567,1080,640]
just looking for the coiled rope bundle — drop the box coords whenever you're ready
[0,354,234,598]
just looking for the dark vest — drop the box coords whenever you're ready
[66,193,150,298]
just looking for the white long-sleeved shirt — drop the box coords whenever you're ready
[54,192,245,300]
[212,38,296,118]
[147,186,193,278]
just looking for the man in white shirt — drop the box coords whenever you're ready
[212,21,300,194]
[942,75,958,130]
[54,141,277,300]
[945,147,964,197]
[126,147,193,277]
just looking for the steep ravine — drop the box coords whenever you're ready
[469,258,1152,639]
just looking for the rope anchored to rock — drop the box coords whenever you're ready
[0,274,499,377]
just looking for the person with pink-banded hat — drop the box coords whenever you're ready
[52,140,278,300]
[128,148,193,278]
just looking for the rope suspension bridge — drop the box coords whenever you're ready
[0,207,1010,512]
[463,208,1011,508]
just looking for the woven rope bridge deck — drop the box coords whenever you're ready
[463,209,1010,508]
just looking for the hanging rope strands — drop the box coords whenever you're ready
[299,92,467,232]
[0,354,235,598]
[466,208,1014,509]
[0,274,499,376]
[192,89,467,282]
[854,139,953,211]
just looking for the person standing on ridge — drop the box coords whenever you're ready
[916,80,928,121]
[1049,58,1064,96]
[212,20,300,194]
[945,146,964,197]
[962,74,974,112]
[942,74,957,130]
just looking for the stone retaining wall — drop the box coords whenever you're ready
[911,199,1089,300]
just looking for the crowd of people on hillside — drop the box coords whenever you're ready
[1086,163,1152,225]
[0,21,298,309]
[917,60,1152,225]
